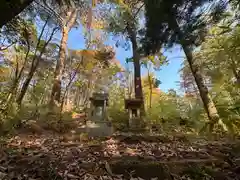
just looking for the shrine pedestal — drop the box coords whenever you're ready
[86,120,113,137]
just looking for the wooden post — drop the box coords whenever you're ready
[137,109,140,117]
[89,101,93,121]
[103,99,107,121]
[129,109,133,127]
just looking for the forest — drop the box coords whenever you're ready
[1,0,240,179]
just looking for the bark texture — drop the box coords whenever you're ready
[147,69,152,108]
[171,18,227,131]
[127,25,145,115]
[50,10,77,106]
[127,27,144,100]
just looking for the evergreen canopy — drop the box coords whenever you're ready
[142,0,227,55]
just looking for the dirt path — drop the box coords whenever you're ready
[0,133,240,179]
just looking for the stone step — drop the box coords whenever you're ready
[72,121,114,137]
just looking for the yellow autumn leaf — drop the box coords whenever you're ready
[148,55,155,62]
[85,62,94,70]
[91,20,105,29]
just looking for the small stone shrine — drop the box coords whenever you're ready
[125,99,142,128]
[89,92,108,121]
[86,92,113,137]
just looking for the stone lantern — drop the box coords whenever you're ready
[89,92,109,121]
[125,99,143,128]
[86,92,113,137]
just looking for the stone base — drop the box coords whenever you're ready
[129,117,141,128]
[85,121,114,137]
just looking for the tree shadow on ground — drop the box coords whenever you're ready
[0,132,240,179]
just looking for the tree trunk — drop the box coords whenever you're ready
[60,61,81,112]
[50,10,77,106]
[127,26,145,114]
[16,24,56,105]
[238,71,240,85]
[130,35,143,100]
[4,41,30,108]
[230,58,240,84]
[170,18,227,132]
[182,44,227,131]
[50,27,68,105]
[5,79,20,105]
[17,69,36,105]
[128,27,145,116]
[147,68,152,108]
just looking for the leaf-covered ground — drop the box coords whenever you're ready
[1,131,240,180]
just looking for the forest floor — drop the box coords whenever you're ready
[1,127,240,180]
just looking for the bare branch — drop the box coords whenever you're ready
[0,42,16,51]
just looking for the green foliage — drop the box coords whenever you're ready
[1,18,37,47]
[1,0,240,137]
[108,84,129,131]
[143,0,225,54]
[0,102,20,134]
[144,91,205,133]
[179,22,240,133]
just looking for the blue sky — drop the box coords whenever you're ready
[67,27,185,93]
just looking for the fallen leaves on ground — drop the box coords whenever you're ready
[0,133,240,179]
